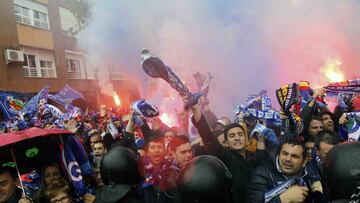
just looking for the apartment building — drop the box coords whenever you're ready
[0,0,140,109]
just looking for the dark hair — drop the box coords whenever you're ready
[310,116,322,122]
[277,139,307,159]
[223,123,245,140]
[304,136,315,143]
[320,110,339,131]
[93,141,107,150]
[34,163,62,203]
[305,116,323,140]
[145,135,164,151]
[315,130,339,149]
[41,162,61,186]
[319,111,334,121]
[168,135,190,152]
[0,166,17,180]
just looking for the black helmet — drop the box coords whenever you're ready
[98,147,141,203]
[324,142,360,201]
[100,146,141,185]
[177,155,232,203]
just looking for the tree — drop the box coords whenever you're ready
[63,0,91,36]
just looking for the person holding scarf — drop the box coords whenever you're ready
[123,110,181,203]
[187,96,268,203]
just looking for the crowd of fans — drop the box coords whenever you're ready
[1,83,360,203]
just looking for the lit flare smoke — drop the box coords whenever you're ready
[113,93,121,106]
[160,112,177,127]
[320,59,345,83]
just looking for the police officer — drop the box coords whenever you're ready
[96,146,142,203]
[324,142,360,203]
[177,155,233,203]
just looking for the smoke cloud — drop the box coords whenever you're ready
[79,0,360,118]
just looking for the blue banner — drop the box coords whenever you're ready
[22,86,49,118]
[0,93,25,120]
[60,135,93,202]
[49,85,85,107]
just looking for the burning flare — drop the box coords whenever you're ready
[160,113,177,127]
[320,58,345,83]
[113,93,121,106]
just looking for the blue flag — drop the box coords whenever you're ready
[49,85,85,107]
[23,86,49,118]
[60,135,93,201]
[0,93,25,120]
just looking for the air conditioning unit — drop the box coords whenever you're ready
[5,49,24,64]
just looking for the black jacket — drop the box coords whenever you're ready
[6,187,23,203]
[247,156,327,203]
[192,114,268,203]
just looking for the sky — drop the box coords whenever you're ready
[78,0,360,123]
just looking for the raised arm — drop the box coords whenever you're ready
[186,96,225,159]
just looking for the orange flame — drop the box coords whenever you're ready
[320,58,345,83]
[160,113,177,127]
[113,93,121,106]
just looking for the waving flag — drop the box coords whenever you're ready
[60,135,93,201]
[49,85,85,107]
[0,93,25,120]
[22,86,49,118]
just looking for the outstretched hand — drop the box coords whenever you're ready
[312,88,325,99]
[183,95,202,122]
[18,193,33,203]
[339,113,349,125]
[183,95,202,112]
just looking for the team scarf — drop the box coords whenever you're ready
[234,94,281,125]
[324,78,360,110]
[345,112,360,142]
[132,99,159,118]
[141,49,203,110]
[193,72,212,98]
[246,90,267,110]
[298,81,311,110]
[193,72,212,109]
[276,83,304,136]
[142,156,179,191]
[250,122,280,145]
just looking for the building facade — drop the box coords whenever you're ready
[0,0,140,109]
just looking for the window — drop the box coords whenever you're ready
[33,10,48,29]
[22,54,38,77]
[14,0,50,30]
[65,51,87,79]
[14,5,31,25]
[66,59,82,79]
[39,60,55,78]
[22,48,57,78]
